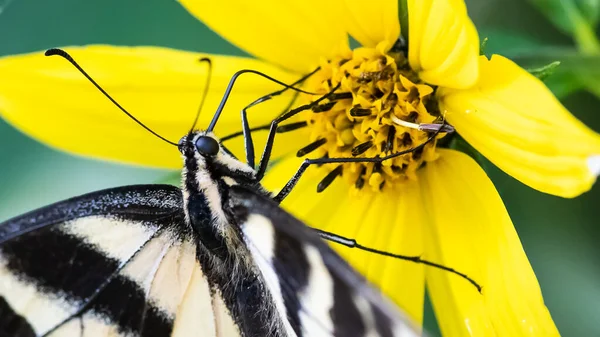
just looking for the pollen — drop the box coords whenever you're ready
[297,42,447,193]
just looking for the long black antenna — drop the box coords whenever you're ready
[189,57,212,133]
[44,48,178,146]
[206,69,319,132]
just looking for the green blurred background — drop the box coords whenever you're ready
[0,0,598,336]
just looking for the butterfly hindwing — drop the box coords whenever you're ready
[0,185,241,337]
[229,186,419,337]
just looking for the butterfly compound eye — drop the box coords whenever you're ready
[195,136,220,156]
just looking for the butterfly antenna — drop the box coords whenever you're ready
[189,57,212,133]
[44,48,178,146]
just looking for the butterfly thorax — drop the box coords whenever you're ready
[179,131,286,336]
[179,131,264,254]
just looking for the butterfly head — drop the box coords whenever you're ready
[178,132,220,158]
[178,131,256,179]
[179,130,257,240]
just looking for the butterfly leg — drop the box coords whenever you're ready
[255,83,342,180]
[238,69,318,168]
[272,121,445,202]
[208,67,319,168]
[314,228,482,292]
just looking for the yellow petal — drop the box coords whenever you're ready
[421,149,559,337]
[408,0,479,89]
[179,0,349,73]
[439,55,600,198]
[0,45,301,168]
[262,155,426,326]
[340,0,400,48]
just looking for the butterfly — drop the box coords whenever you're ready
[0,48,476,337]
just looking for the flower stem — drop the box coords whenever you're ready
[573,20,600,55]
[562,1,600,55]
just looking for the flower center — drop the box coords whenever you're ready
[298,43,446,193]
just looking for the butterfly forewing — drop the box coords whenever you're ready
[0,185,241,337]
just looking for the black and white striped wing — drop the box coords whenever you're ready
[230,186,420,337]
[0,185,238,337]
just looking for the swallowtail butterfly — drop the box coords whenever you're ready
[0,48,472,337]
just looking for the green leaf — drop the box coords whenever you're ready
[527,61,561,80]
[479,37,489,56]
[479,28,600,99]
[578,0,600,27]
[575,71,600,98]
[527,0,600,54]
[529,0,600,31]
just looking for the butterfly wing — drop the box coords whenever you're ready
[229,186,421,337]
[0,184,240,337]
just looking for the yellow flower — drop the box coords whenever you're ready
[1,0,598,335]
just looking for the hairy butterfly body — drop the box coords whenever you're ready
[0,130,419,337]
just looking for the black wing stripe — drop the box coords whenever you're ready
[0,224,122,303]
[240,213,335,336]
[47,228,199,337]
[86,271,172,336]
[0,219,178,336]
[371,303,395,337]
[0,296,35,337]
[0,185,186,336]
[230,186,420,337]
[330,273,366,337]
[273,224,310,337]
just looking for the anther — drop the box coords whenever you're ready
[383,127,396,153]
[355,176,365,189]
[391,165,404,174]
[312,101,337,113]
[350,105,372,117]
[317,165,343,193]
[407,111,419,122]
[297,138,327,157]
[329,92,353,101]
[277,121,308,133]
[351,141,373,156]
[406,87,419,102]
[373,163,383,174]
[355,167,367,190]
[412,146,424,160]
[385,93,398,109]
